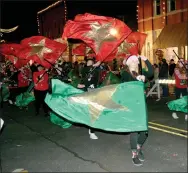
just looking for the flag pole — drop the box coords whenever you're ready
[173,50,187,70]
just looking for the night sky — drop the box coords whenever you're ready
[1,0,137,43]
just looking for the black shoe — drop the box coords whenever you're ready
[132,156,143,166]
[138,149,145,161]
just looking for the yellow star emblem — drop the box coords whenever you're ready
[28,39,53,60]
[69,84,129,123]
[83,21,117,53]
[117,40,137,56]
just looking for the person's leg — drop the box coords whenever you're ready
[172,88,181,119]
[130,132,142,166]
[34,89,41,115]
[137,131,148,161]
[41,90,49,116]
[88,128,98,140]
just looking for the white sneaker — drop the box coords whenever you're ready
[0,118,4,130]
[172,112,179,119]
[185,115,188,121]
[89,129,98,140]
[9,100,13,105]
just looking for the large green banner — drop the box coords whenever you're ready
[45,79,148,132]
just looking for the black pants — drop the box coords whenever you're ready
[130,131,148,151]
[175,87,187,99]
[34,89,49,114]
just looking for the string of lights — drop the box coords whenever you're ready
[64,0,67,22]
[37,0,63,15]
[162,1,166,25]
[136,5,139,32]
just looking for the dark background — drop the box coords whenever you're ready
[0,0,137,42]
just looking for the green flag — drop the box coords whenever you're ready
[50,111,72,128]
[45,79,148,132]
[15,92,35,107]
[100,71,120,87]
[168,96,188,113]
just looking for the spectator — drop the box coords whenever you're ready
[169,59,176,77]
[153,63,159,81]
[159,59,169,97]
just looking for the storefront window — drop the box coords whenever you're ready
[167,0,176,12]
[153,0,161,16]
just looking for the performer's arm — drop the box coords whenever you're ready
[174,68,187,79]
[140,56,154,78]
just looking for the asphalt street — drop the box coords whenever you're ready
[0,97,187,172]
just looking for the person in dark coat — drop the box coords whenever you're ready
[159,59,169,97]
[169,59,176,77]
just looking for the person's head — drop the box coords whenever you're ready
[170,59,175,64]
[153,63,158,68]
[86,57,95,66]
[161,58,167,64]
[87,59,94,66]
[123,55,139,73]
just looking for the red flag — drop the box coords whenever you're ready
[72,43,86,56]
[107,32,147,60]
[62,13,132,62]
[5,55,29,69]
[19,36,67,68]
[0,43,24,56]
[126,32,147,55]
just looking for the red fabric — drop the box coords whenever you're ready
[126,32,147,55]
[33,70,49,91]
[174,73,187,88]
[0,43,24,56]
[18,72,30,87]
[72,43,86,55]
[19,36,67,68]
[5,55,29,69]
[110,32,147,59]
[62,13,132,62]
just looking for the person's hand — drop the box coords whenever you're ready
[29,60,33,66]
[140,55,148,61]
[77,84,85,88]
[93,61,101,67]
[136,75,146,82]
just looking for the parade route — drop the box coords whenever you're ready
[0,98,187,172]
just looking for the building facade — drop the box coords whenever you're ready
[137,0,188,64]
[37,0,67,39]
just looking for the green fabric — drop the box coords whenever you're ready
[168,96,188,113]
[15,92,35,107]
[100,72,120,87]
[45,79,148,132]
[68,69,81,88]
[50,111,72,128]
[0,84,10,103]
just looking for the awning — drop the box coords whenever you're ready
[153,22,188,49]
